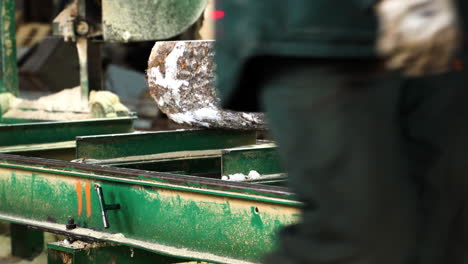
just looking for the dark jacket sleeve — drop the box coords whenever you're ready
[355,0,378,9]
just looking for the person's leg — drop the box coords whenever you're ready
[401,62,468,263]
[259,58,420,264]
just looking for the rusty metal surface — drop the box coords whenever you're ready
[147,41,267,130]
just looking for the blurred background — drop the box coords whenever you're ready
[12,0,216,130]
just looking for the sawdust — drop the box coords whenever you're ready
[13,87,88,112]
[2,109,90,121]
[3,87,91,121]
[58,252,72,264]
[2,87,131,121]
[222,171,262,182]
[57,240,115,250]
[88,90,130,118]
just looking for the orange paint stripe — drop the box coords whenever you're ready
[85,181,92,217]
[75,181,83,216]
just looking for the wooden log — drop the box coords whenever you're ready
[147,41,266,130]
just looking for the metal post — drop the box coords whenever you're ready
[10,224,44,259]
[76,0,102,104]
[0,0,19,95]
[76,38,102,103]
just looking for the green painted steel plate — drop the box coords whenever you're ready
[222,145,283,176]
[78,141,285,184]
[114,156,221,178]
[0,118,47,124]
[0,141,76,161]
[76,130,257,160]
[0,117,136,147]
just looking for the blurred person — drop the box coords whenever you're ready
[215,0,468,263]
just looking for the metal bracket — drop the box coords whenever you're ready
[94,184,120,229]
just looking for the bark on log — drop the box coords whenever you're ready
[147,41,266,130]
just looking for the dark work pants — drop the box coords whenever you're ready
[259,58,468,264]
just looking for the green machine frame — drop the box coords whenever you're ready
[0,121,296,263]
[0,129,298,264]
[0,0,18,95]
[0,1,298,262]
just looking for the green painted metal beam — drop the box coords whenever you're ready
[76,130,257,160]
[114,157,221,178]
[0,154,299,263]
[0,118,48,124]
[0,117,135,147]
[80,147,223,177]
[222,145,283,176]
[0,0,18,95]
[80,142,284,183]
[84,154,286,185]
[48,241,185,264]
[3,143,77,161]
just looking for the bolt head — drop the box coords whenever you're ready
[75,21,90,36]
[66,217,77,230]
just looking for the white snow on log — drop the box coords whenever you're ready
[148,42,189,107]
[222,170,262,182]
[147,41,267,130]
[169,107,221,127]
[222,173,246,182]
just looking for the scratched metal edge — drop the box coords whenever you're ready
[75,128,255,140]
[75,129,257,161]
[0,117,136,147]
[47,243,77,254]
[0,214,257,264]
[0,163,299,206]
[0,140,76,153]
[0,116,137,129]
[0,154,299,205]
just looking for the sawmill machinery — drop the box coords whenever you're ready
[52,0,209,104]
[0,1,298,263]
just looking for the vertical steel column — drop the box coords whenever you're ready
[0,0,19,95]
[10,224,44,259]
[76,0,102,104]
